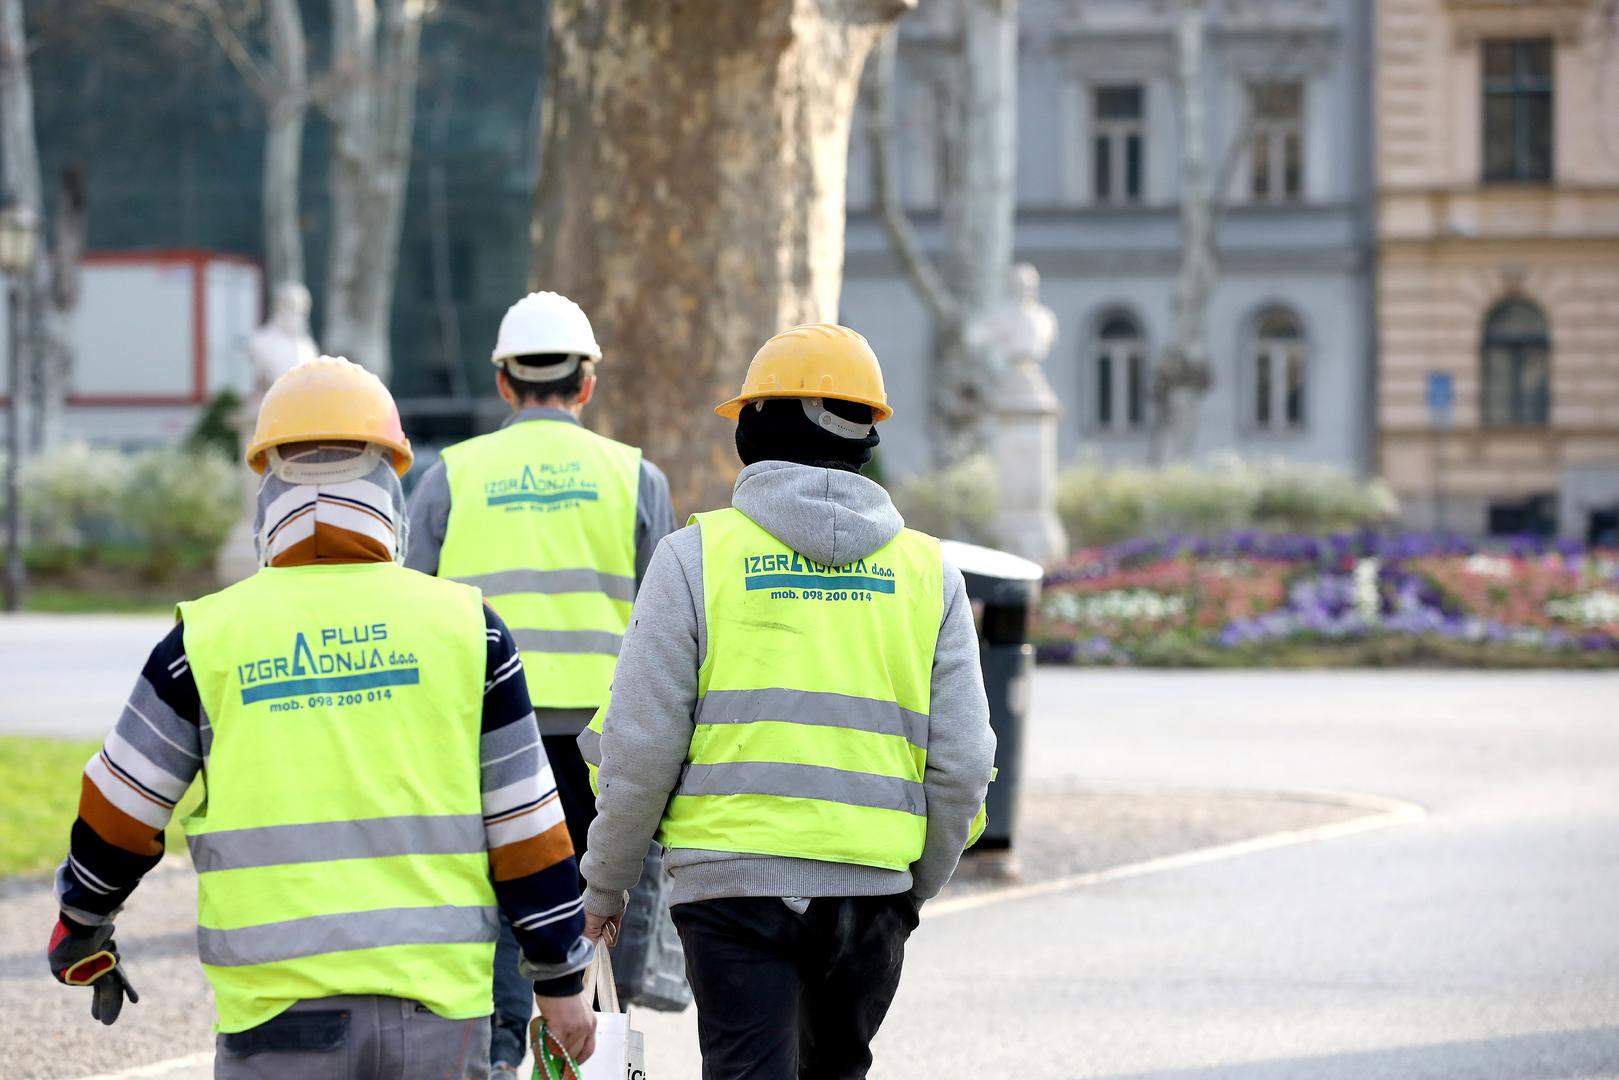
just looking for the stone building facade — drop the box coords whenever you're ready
[1375,0,1619,541]
[839,0,1378,482]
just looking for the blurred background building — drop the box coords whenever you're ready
[3,0,1616,540]
[1375,0,1619,544]
[8,0,543,447]
[842,0,1379,481]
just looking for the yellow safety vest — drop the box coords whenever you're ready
[179,563,493,1033]
[590,508,943,872]
[438,420,640,710]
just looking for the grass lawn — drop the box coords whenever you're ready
[0,735,197,878]
[23,589,176,615]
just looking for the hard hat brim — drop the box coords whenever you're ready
[715,389,893,423]
[246,430,414,477]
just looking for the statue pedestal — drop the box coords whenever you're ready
[993,356,1068,565]
[214,434,260,584]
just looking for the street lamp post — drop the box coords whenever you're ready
[1,200,39,613]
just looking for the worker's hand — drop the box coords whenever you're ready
[535,991,596,1064]
[583,911,622,947]
[47,917,141,1026]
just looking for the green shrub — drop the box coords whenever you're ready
[888,454,1000,545]
[121,446,240,578]
[17,443,132,559]
[1250,462,1398,531]
[2,442,240,581]
[1056,457,1398,546]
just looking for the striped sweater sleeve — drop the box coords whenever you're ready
[480,606,591,989]
[57,623,202,926]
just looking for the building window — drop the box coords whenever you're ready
[1482,39,1553,182]
[1481,299,1550,426]
[1248,81,1304,203]
[1093,85,1144,204]
[1254,308,1306,430]
[1094,311,1146,430]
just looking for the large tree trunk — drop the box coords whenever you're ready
[864,0,1017,469]
[322,0,422,380]
[1151,0,1216,465]
[0,0,40,453]
[35,165,85,451]
[262,0,308,292]
[0,0,82,453]
[533,0,912,516]
[932,0,1017,465]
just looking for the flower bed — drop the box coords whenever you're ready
[1033,532,1619,668]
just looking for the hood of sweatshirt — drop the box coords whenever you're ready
[730,460,903,567]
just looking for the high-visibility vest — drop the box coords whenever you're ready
[178,563,493,1033]
[438,420,640,710]
[590,507,943,872]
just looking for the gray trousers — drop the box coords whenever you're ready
[214,996,491,1080]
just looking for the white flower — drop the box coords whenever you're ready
[1044,589,1186,625]
[1546,591,1619,627]
[1353,558,1381,622]
[1464,555,1514,578]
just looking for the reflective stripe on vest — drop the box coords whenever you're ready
[437,420,640,710]
[617,507,941,872]
[179,563,492,1033]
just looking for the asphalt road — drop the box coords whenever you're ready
[3,615,1616,1078]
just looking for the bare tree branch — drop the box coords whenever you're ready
[195,0,273,99]
[863,27,958,328]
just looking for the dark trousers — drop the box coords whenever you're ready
[671,894,921,1080]
[489,731,597,1068]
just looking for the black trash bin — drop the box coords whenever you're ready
[942,540,1042,852]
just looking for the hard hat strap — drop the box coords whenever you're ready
[503,355,583,382]
[800,397,874,440]
[266,443,389,485]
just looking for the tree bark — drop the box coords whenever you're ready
[0,0,40,453]
[863,0,1017,468]
[262,0,308,292]
[1151,0,1217,465]
[533,0,912,515]
[322,0,423,380]
[35,165,85,451]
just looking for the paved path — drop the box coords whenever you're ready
[0,614,170,739]
[5,617,1617,1078]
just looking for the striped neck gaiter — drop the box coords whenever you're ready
[253,445,409,567]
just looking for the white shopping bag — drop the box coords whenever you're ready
[532,944,646,1080]
[579,945,646,1080]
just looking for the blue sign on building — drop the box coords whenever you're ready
[1427,372,1455,428]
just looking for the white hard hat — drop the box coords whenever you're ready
[491,291,602,381]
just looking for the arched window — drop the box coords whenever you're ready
[1254,308,1306,430]
[1094,311,1146,431]
[1481,300,1549,426]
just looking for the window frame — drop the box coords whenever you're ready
[1481,38,1554,184]
[1251,308,1308,433]
[1247,80,1305,204]
[1480,299,1551,428]
[1092,310,1148,433]
[1092,84,1145,205]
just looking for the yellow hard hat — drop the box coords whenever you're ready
[715,323,892,422]
[245,356,414,476]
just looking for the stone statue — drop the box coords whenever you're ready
[247,282,319,396]
[986,263,1057,373]
[216,282,320,583]
[987,263,1068,564]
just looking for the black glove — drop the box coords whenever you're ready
[48,917,140,1025]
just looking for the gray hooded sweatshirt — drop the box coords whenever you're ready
[579,460,995,914]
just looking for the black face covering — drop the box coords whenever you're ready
[734,397,880,472]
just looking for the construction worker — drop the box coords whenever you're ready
[405,291,675,1075]
[46,357,598,1077]
[578,324,997,1078]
